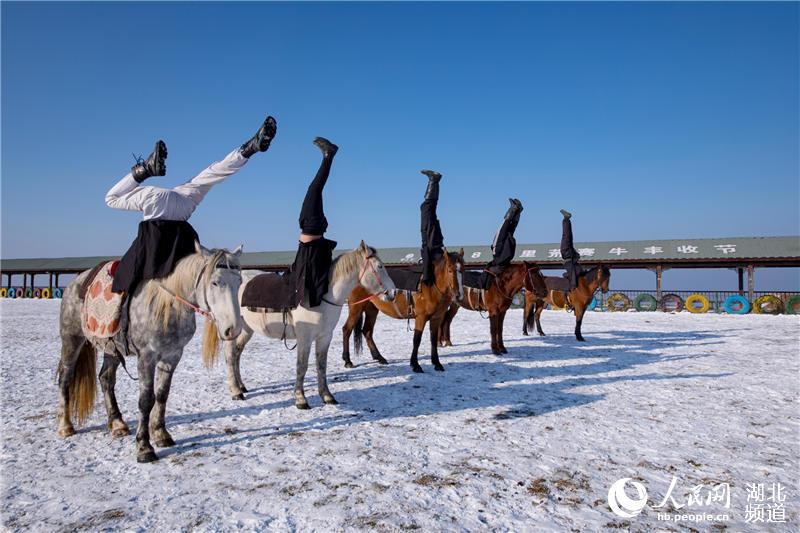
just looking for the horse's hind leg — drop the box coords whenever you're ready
[150,360,178,448]
[341,308,359,368]
[429,316,444,371]
[294,337,312,409]
[314,333,337,405]
[99,353,129,437]
[362,305,386,364]
[497,309,509,354]
[232,328,252,394]
[574,306,586,342]
[56,335,89,438]
[410,316,425,373]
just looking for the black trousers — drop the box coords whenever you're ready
[299,153,334,236]
[488,217,518,270]
[420,197,444,285]
[561,218,582,289]
[294,151,336,307]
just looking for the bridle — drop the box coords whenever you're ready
[334,253,392,307]
[433,254,462,300]
[156,256,241,323]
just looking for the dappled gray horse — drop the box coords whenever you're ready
[56,243,243,463]
[224,241,396,408]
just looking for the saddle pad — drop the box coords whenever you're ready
[544,275,571,293]
[387,266,423,292]
[82,261,124,339]
[241,271,297,311]
[462,270,491,290]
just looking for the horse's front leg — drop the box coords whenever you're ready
[522,296,532,336]
[341,308,359,368]
[410,315,426,373]
[225,329,252,400]
[315,333,337,405]
[429,315,445,371]
[535,303,546,337]
[99,353,129,437]
[498,309,508,354]
[490,313,502,355]
[135,356,158,463]
[362,305,386,364]
[150,359,177,448]
[574,306,586,342]
[294,337,312,409]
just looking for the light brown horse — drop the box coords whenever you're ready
[438,262,548,355]
[342,249,464,372]
[522,265,610,341]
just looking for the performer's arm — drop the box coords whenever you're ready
[172,148,248,208]
[105,173,152,212]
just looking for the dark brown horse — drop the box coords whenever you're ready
[342,249,464,372]
[438,262,548,355]
[522,265,610,341]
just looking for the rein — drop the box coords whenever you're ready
[154,259,239,322]
[341,254,392,307]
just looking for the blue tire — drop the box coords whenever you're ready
[7,288,15,298]
[53,288,63,299]
[587,296,597,311]
[723,295,751,315]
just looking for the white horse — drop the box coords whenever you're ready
[223,241,396,409]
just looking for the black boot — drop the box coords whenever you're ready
[560,209,572,220]
[505,198,524,220]
[131,140,167,183]
[313,136,338,157]
[421,170,441,200]
[240,116,277,158]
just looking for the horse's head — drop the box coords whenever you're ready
[443,248,465,303]
[523,261,548,298]
[195,241,244,341]
[356,240,396,302]
[598,265,611,294]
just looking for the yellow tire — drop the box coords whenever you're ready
[684,294,710,314]
[41,288,51,299]
[0,288,6,298]
[607,292,631,312]
[753,295,784,315]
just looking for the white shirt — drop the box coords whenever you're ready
[105,148,248,221]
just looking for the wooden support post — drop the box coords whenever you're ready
[5,274,10,289]
[655,264,662,302]
[49,273,53,291]
[23,273,27,293]
[737,267,744,296]
[30,274,35,292]
[55,273,60,289]
[747,264,754,302]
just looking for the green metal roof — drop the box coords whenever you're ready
[2,236,798,274]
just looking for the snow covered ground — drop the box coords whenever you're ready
[1,298,798,532]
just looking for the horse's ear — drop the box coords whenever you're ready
[232,244,243,257]
[359,240,368,252]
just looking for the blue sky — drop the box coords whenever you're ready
[2,2,798,289]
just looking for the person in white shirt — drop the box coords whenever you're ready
[108,115,276,296]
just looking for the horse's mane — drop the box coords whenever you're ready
[145,248,238,330]
[330,245,376,284]
[579,265,608,284]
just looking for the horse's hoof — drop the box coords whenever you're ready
[232,393,246,401]
[434,364,445,372]
[576,337,586,342]
[538,333,546,337]
[240,385,248,393]
[57,426,76,438]
[501,348,508,354]
[492,350,503,356]
[137,450,159,463]
[295,402,311,410]
[323,396,339,405]
[111,427,130,438]
[375,357,388,365]
[155,436,176,448]
[522,331,528,337]
[411,365,424,373]
[344,361,354,369]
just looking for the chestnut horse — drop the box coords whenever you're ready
[522,265,610,341]
[438,262,548,355]
[342,249,464,372]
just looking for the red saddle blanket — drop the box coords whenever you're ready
[81,261,124,339]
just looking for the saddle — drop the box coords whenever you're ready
[241,270,298,312]
[463,270,491,290]
[387,266,423,292]
[81,261,125,339]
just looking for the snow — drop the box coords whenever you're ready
[1,299,798,531]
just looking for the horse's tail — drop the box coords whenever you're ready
[525,301,537,332]
[68,341,97,427]
[202,318,221,368]
[352,311,364,356]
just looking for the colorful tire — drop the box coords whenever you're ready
[753,295,784,315]
[684,294,710,314]
[53,288,63,299]
[41,288,51,299]
[33,288,42,298]
[16,288,24,299]
[607,292,631,312]
[0,288,6,298]
[587,296,598,311]
[634,294,657,312]
[658,293,684,312]
[7,288,15,298]
[723,295,750,315]
[786,295,800,315]
[24,288,33,298]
